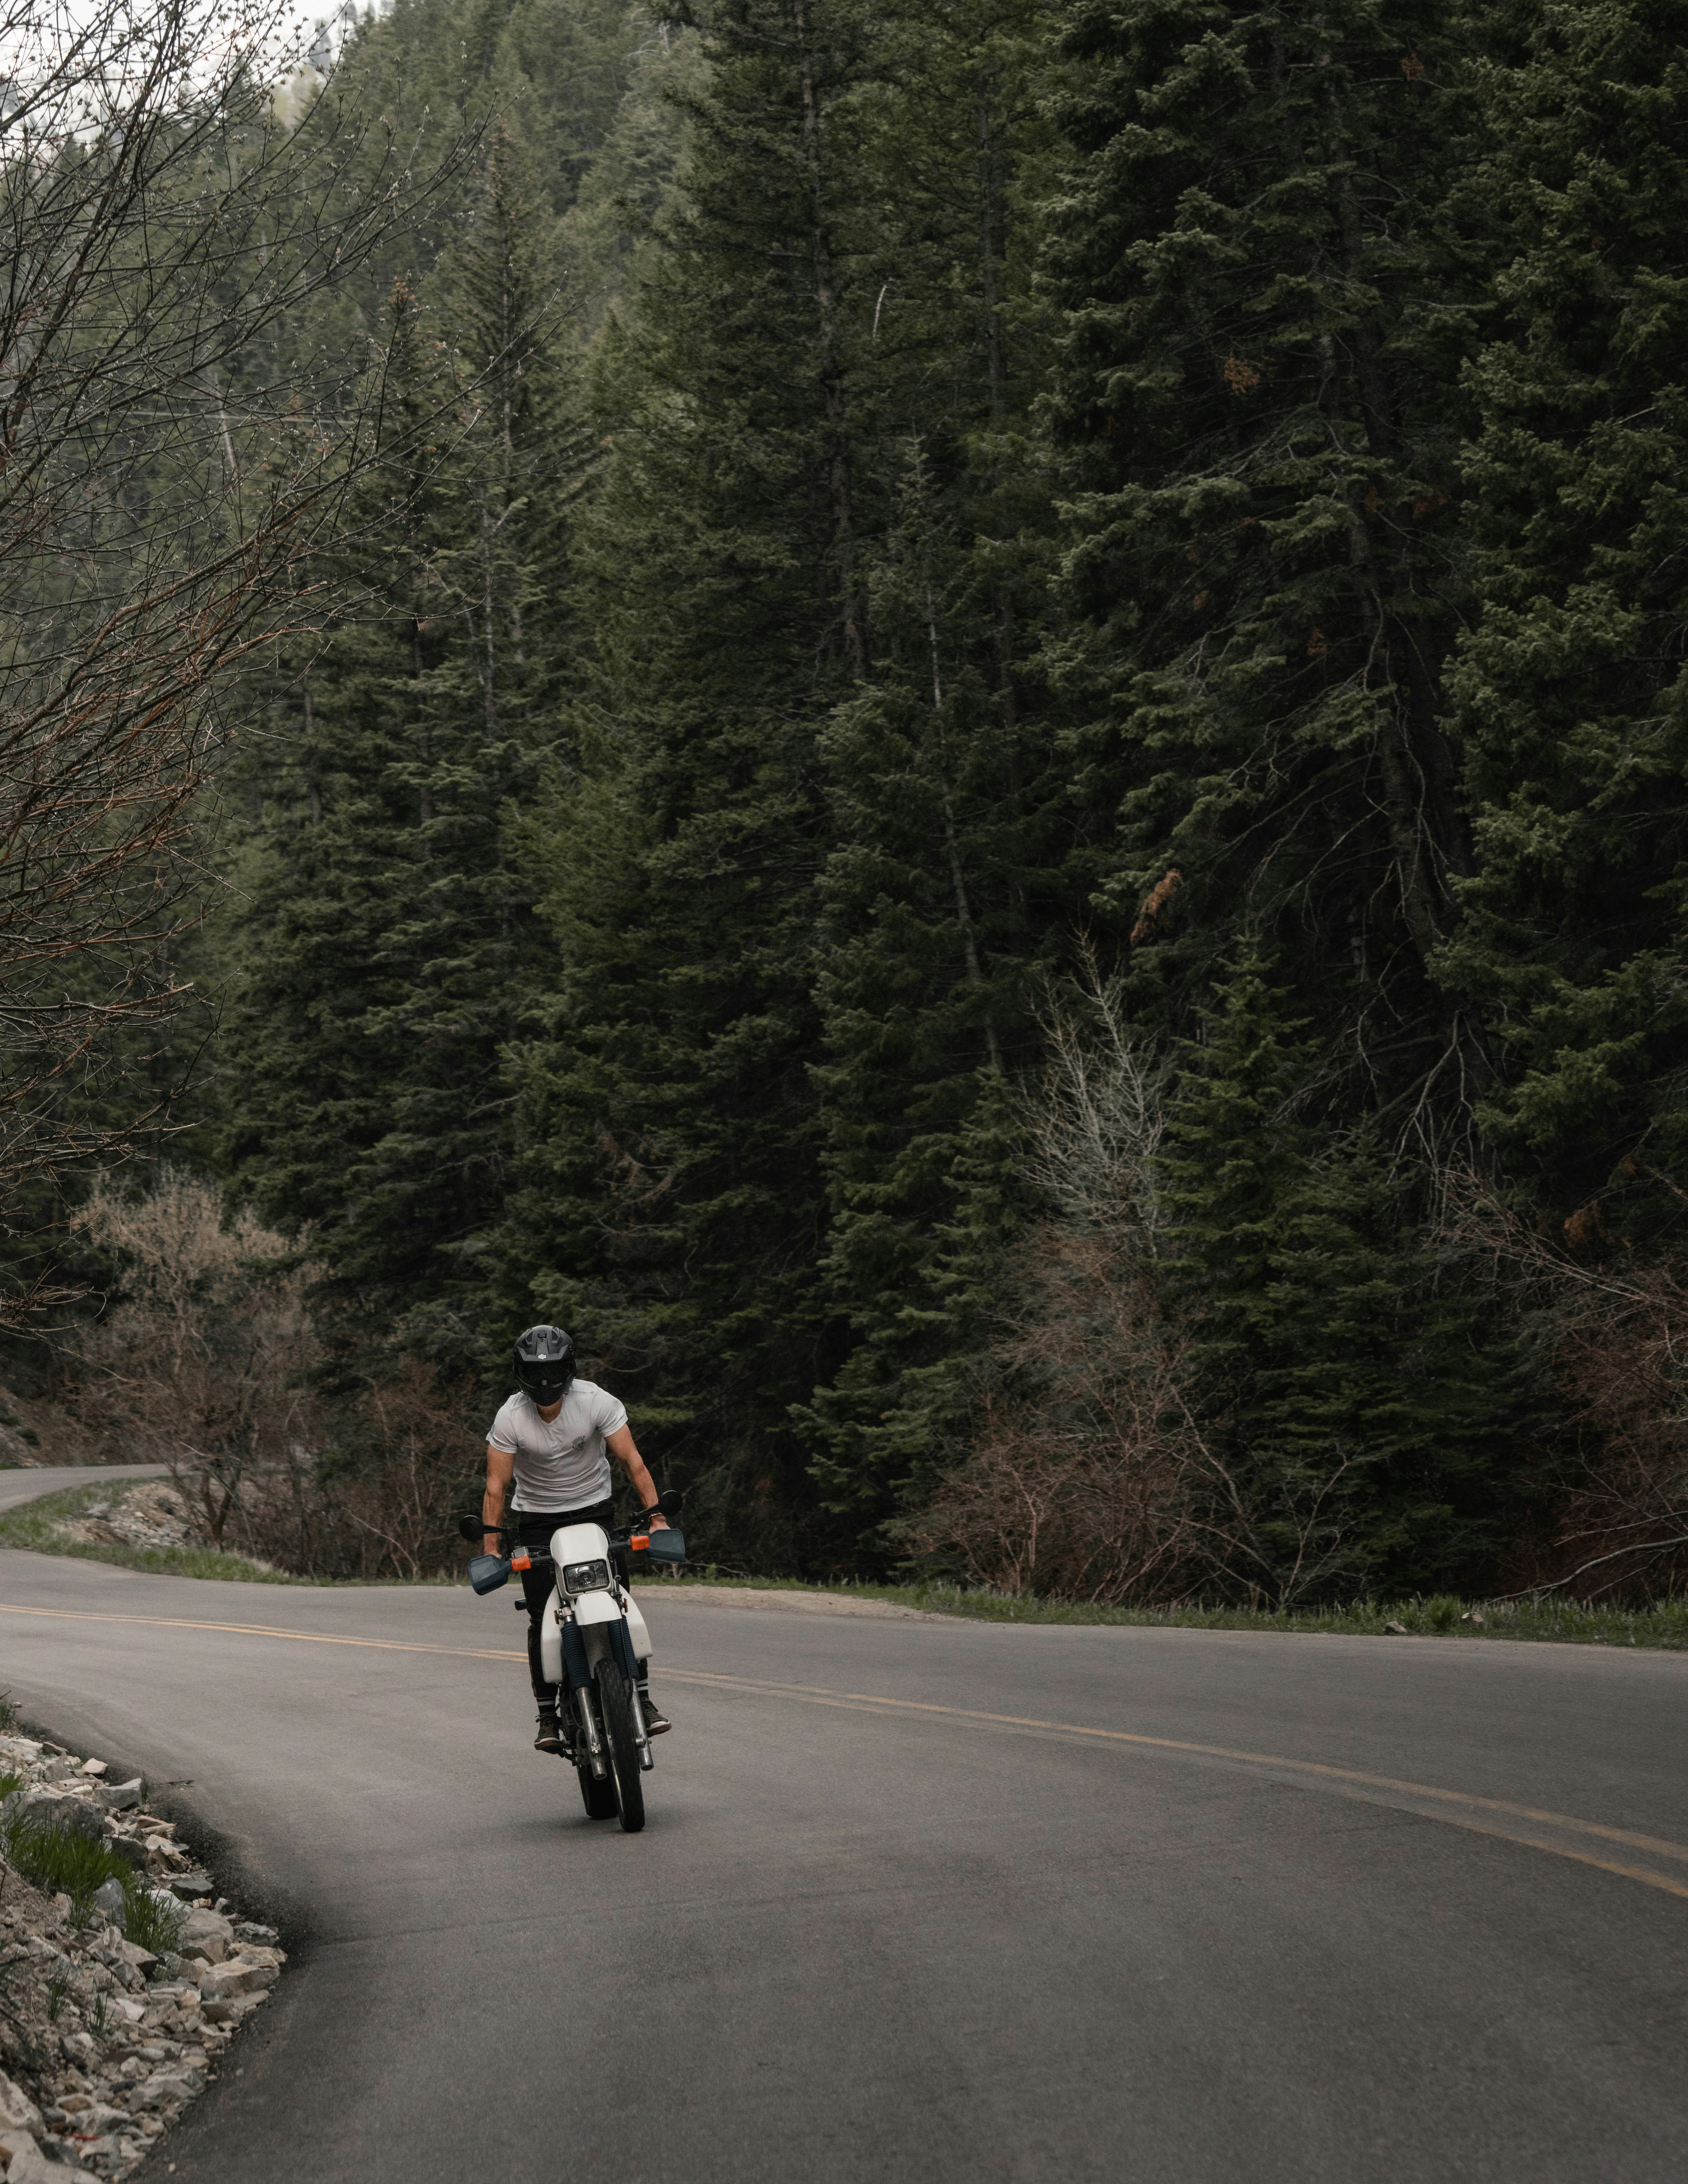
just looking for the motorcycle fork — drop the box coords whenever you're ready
[573,1684,608,1778]
[630,1684,654,1771]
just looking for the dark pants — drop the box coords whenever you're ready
[517,1502,614,1700]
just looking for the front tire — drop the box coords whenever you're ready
[572,1689,618,1818]
[596,1658,646,1834]
[578,1755,618,1820]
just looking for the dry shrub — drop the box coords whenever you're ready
[63,1168,478,1578]
[908,968,1199,1601]
[286,1358,482,1581]
[911,1230,1208,1601]
[68,1168,321,1547]
[1447,1170,1688,1602]
[911,965,1385,1608]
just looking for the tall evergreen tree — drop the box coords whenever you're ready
[799,0,1075,1543]
[1161,944,1521,1597]
[493,0,879,1564]
[1040,0,1489,1120]
[223,125,590,1341]
[1441,0,1688,1220]
[1027,0,1531,1576]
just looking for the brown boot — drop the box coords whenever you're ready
[534,1704,564,1754]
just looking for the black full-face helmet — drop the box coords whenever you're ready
[514,1325,576,1406]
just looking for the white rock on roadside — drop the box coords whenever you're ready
[177,1909,232,1964]
[0,2129,62,2184]
[0,1724,289,2181]
[0,2076,44,2135]
[196,1958,277,2002]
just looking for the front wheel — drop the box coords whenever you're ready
[595,1657,646,1834]
[572,1688,618,1818]
[578,1754,618,1820]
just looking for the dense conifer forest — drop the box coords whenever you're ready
[4,0,1686,1603]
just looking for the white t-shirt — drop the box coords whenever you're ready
[487,1381,629,1512]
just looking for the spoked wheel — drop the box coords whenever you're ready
[595,1657,646,1833]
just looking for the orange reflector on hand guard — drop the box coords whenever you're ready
[630,1535,649,1551]
[510,1550,531,1571]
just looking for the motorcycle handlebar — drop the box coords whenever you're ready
[483,1528,651,1561]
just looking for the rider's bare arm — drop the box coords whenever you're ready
[607,1424,670,1529]
[483,1444,514,1551]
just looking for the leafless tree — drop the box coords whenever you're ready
[62,1166,476,1573]
[0,0,468,1311]
[911,962,1382,1608]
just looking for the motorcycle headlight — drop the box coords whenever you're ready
[562,1557,610,1594]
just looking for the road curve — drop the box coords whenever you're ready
[0,1464,168,1512]
[2,1538,1686,2181]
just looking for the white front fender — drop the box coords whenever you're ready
[570,1586,652,1666]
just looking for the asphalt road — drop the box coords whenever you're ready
[2,1491,1687,2180]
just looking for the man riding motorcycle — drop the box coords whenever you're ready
[483,1325,673,1754]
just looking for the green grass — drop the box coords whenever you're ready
[1,1809,136,1921]
[645,1571,1688,1649]
[120,1878,186,1956]
[0,1781,184,1948]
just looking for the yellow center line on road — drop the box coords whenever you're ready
[664,1670,1688,1898]
[6,1599,1686,1901]
[666,1668,1688,1868]
[0,1600,526,1667]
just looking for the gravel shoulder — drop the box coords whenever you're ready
[0,1720,286,2182]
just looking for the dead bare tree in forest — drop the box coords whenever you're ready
[0,0,467,1312]
[911,965,1388,1607]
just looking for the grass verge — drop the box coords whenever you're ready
[0,1793,186,1948]
[5,1479,1686,1646]
[642,1571,1688,1649]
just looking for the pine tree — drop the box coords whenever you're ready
[1161,945,1520,1597]
[222,127,589,1340]
[1022,0,1530,1582]
[804,445,1064,1539]
[1039,0,1489,1113]
[791,0,1080,1550]
[1440,0,1688,1221]
[491,0,879,1566]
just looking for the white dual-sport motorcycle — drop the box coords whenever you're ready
[462,1495,684,1834]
